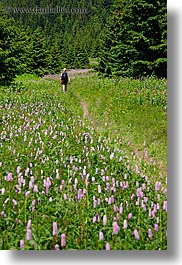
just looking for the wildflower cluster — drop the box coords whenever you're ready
[0,88,167,250]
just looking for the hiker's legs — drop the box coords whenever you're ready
[62,84,67,93]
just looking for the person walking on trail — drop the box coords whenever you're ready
[60,68,70,93]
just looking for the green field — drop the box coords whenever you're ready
[0,73,167,250]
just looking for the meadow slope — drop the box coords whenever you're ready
[0,73,167,250]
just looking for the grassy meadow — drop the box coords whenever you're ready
[0,73,167,250]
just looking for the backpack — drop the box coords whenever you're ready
[61,72,68,84]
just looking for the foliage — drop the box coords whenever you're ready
[0,4,22,86]
[1,0,167,78]
[1,0,114,69]
[0,4,53,84]
[97,0,167,78]
[26,27,51,76]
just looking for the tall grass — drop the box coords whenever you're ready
[69,75,167,170]
[0,74,167,250]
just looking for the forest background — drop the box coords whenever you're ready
[0,0,166,86]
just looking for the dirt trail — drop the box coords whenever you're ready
[43,69,92,80]
[80,101,89,118]
[44,70,166,175]
[43,69,92,120]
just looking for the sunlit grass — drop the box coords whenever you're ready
[69,75,167,171]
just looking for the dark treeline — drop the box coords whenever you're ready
[97,0,167,79]
[0,0,166,86]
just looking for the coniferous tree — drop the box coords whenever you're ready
[28,27,51,76]
[98,0,167,78]
[73,44,90,69]
[0,3,24,85]
[48,40,63,73]
[2,0,114,71]
[64,46,75,69]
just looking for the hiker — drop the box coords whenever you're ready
[60,68,70,93]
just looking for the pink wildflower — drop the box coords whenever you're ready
[34,185,38,193]
[1,188,5,195]
[155,181,161,192]
[154,224,158,233]
[123,219,127,229]
[7,172,13,181]
[163,201,167,212]
[53,222,58,236]
[20,240,24,249]
[137,187,143,198]
[61,233,66,247]
[134,229,140,240]
[12,199,17,206]
[17,166,21,174]
[4,197,9,204]
[26,229,32,241]
[110,153,114,160]
[119,203,123,214]
[113,220,120,235]
[27,219,31,229]
[103,215,107,226]
[111,195,114,203]
[105,242,110,250]
[25,191,30,197]
[55,244,60,250]
[1,211,5,217]
[128,213,132,219]
[148,229,153,239]
[99,231,104,241]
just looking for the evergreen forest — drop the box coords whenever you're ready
[0,0,166,86]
